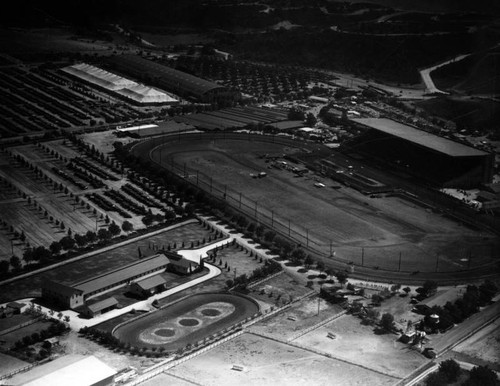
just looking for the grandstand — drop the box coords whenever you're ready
[62,63,178,105]
[349,118,494,188]
[107,55,239,105]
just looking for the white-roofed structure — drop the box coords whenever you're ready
[6,355,116,386]
[62,63,178,105]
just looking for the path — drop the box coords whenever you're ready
[419,54,471,94]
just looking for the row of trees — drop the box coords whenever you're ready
[426,359,498,386]
[422,281,498,333]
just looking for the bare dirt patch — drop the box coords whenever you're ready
[167,332,396,386]
[453,317,500,368]
[294,314,427,378]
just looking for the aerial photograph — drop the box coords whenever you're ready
[0,0,499,385]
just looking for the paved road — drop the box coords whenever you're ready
[419,54,471,94]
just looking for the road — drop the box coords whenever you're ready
[419,54,471,94]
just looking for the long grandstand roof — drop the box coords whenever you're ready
[108,55,224,97]
[352,118,488,157]
[62,63,178,104]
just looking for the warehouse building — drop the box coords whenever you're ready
[107,55,239,105]
[62,63,178,105]
[349,118,494,188]
[41,252,195,316]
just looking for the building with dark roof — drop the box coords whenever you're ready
[41,252,195,316]
[129,275,167,298]
[349,118,494,188]
[107,55,239,105]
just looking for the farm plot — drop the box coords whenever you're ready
[0,221,219,303]
[154,135,498,274]
[249,294,343,340]
[293,314,427,379]
[167,332,396,386]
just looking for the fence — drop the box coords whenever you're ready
[287,310,347,342]
[0,316,43,337]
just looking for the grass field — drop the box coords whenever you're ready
[167,332,397,386]
[153,136,498,275]
[211,244,268,278]
[0,221,215,303]
[293,314,427,379]
[0,320,53,349]
[0,352,29,375]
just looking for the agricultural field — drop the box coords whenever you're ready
[167,332,397,386]
[150,135,498,275]
[0,221,216,303]
[293,314,427,379]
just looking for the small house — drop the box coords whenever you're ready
[129,275,167,298]
[6,301,27,315]
[168,256,197,275]
[83,297,118,318]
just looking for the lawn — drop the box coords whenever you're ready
[0,352,29,375]
[294,314,427,379]
[210,243,267,278]
[0,320,53,349]
[0,221,218,303]
[167,332,396,386]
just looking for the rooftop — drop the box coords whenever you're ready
[352,118,489,157]
[134,274,166,290]
[86,297,118,313]
[73,253,171,295]
[7,355,116,386]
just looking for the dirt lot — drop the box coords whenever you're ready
[294,314,427,379]
[157,137,497,273]
[249,295,343,340]
[212,244,268,278]
[167,332,396,386]
[452,317,500,370]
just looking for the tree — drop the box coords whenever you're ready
[335,271,348,287]
[60,236,75,250]
[425,371,448,386]
[86,231,97,244]
[49,241,62,255]
[264,230,276,242]
[10,255,21,271]
[304,255,314,268]
[122,220,133,233]
[403,287,411,296]
[422,280,438,296]
[0,260,9,276]
[316,261,325,274]
[439,359,460,383]
[380,313,395,332]
[466,365,498,386]
[74,234,88,248]
[325,268,334,280]
[97,228,111,241]
[108,221,121,237]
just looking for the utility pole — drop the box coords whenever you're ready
[271,210,274,227]
[306,228,309,247]
[361,247,364,267]
[239,192,242,208]
[398,252,402,272]
[288,219,291,236]
[435,254,439,272]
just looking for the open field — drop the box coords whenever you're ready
[293,314,427,378]
[146,134,498,275]
[211,244,268,278]
[0,221,216,303]
[114,293,258,350]
[0,352,29,375]
[452,317,500,370]
[167,332,397,386]
[0,320,53,349]
[249,294,343,340]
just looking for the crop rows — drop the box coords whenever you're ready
[104,189,147,215]
[72,157,119,181]
[85,193,131,218]
[121,183,162,208]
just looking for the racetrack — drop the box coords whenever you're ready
[113,293,258,350]
[132,133,499,282]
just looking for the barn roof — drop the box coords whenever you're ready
[134,275,166,290]
[108,55,224,97]
[73,253,170,295]
[352,118,488,157]
[86,297,118,313]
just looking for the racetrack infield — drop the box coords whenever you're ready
[113,293,259,350]
[135,134,499,279]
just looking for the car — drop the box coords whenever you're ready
[314,182,326,188]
